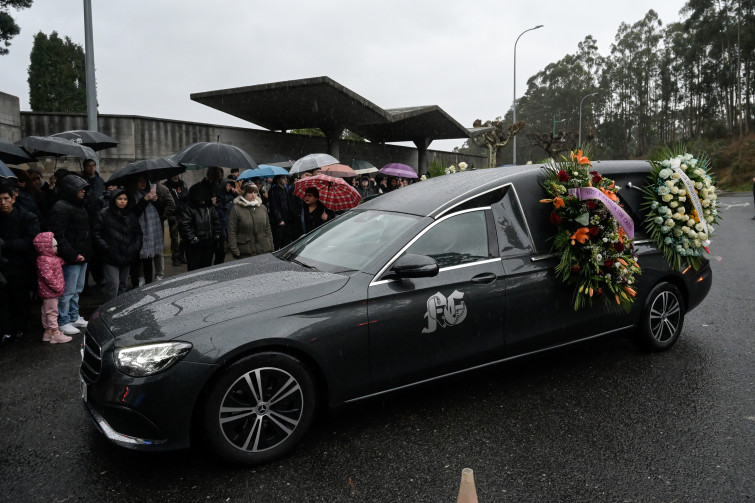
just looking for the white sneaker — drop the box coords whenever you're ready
[138,276,145,287]
[59,323,80,336]
[155,275,163,281]
[72,316,88,328]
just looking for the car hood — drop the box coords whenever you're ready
[97,254,348,346]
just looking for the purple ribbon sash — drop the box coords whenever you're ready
[568,187,635,239]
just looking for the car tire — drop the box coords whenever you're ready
[636,282,685,352]
[202,352,317,465]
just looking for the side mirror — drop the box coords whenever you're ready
[388,254,439,279]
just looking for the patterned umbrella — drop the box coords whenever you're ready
[319,164,357,178]
[173,142,258,171]
[379,163,418,179]
[51,130,118,151]
[294,174,361,211]
[290,153,339,175]
[0,140,36,165]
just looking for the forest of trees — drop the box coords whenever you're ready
[459,1,755,165]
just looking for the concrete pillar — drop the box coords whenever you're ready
[322,125,343,161]
[413,137,432,176]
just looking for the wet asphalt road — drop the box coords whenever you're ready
[0,194,753,503]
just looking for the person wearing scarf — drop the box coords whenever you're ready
[227,183,273,259]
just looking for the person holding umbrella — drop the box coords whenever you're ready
[300,187,333,234]
[268,174,300,250]
[126,175,165,287]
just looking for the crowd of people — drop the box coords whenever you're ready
[0,160,417,345]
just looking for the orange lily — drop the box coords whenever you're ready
[623,286,637,297]
[571,150,590,165]
[616,257,628,267]
[570,227,590,245]
[615,294,621,305]
[599,186,619,202]
[617,227,626,244]
[553,197,565,209]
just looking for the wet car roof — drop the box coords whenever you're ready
[360,160,653,221]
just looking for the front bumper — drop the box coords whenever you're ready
[80,318,219,451]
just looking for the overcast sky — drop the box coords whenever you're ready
[0,0,689,151]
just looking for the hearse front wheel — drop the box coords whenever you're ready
[203,352,317,465]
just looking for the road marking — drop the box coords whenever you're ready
[718,202,751,210]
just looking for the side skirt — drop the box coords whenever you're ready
[343,325,635,404]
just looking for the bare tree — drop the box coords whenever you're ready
[472,119,525,168]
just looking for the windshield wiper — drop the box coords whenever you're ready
[291,258,316,270]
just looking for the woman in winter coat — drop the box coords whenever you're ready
[127,175,163,286]
[32,232,71,344]
[94,188,144,299]
[227,182,273,259]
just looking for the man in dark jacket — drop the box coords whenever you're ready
[0,183,40,343]
[269,175,301,250]
[81,159,106,287]
[179,183,221,271]
[47,174,92,336]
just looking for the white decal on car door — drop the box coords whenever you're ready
[422,290,467,334]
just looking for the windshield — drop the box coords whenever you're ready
[282,210,420,273]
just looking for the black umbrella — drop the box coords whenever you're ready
[0,140,36,165]
[173,142,258,171]
[0,160,17,179]
[51,130,118,151]
[16,136,99,162]
[107,157,185,186]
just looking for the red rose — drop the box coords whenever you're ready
[590,171,602,184]
[571,265,581,273]
[604,259,614,269]
[615,241,625,252]
[586,200,597,210]
[557,170,570,182]
[550,212,562,225]
[589,226,599,236]
[595,288,603,296]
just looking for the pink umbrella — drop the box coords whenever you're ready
[379,163,418,179]
[319,163,357,178]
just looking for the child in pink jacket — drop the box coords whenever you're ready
[33,232,71,344]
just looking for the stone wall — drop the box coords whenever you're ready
[19,111,487,183]
[0,91,22,143]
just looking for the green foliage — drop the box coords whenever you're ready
[0,0,32,55]
[289,128,325,137]
[426,159,446,178]
[27,31,87,112]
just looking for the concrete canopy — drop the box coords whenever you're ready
[190,76,491,174]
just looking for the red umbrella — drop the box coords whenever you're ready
[294,174,361,211]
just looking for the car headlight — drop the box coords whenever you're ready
[114,342,192,377]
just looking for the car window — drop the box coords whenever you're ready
[403,210,489,269]
[490,185,533,257]
[283,210,420,273]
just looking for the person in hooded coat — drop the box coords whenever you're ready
[227,182,273,259]
[32,231,70,344]
[94,188,144,299]
[46,174,92,336]
[179,183,221,271]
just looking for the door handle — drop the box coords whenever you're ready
[471,272,497,284]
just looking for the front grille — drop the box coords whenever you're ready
[80,331,103,384]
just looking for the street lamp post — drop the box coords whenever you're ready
[552,115,566,138]
[83,0,97,132]
[578,92,599,149]
[512,24,543,166]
